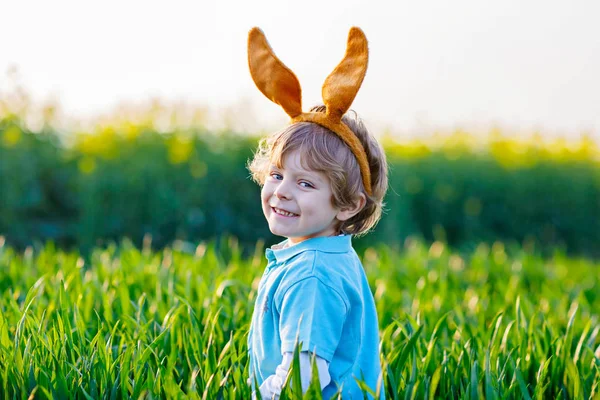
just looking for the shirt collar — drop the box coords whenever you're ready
[265,235,353,264]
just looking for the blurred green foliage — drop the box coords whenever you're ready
[1,116,599,257]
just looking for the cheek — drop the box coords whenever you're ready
[261,184,273,205]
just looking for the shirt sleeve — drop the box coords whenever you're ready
[277,277,348,361]
[257,352,331,400]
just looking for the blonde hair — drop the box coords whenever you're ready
[248,105,388,236]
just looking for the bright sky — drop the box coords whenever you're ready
[2,0,600,140]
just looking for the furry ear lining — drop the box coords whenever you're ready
[247,27,303,118]
[322,27,369,119]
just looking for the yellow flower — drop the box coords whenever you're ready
[78,156,96,174]
[167,135,193,164]
[2,125,21,147]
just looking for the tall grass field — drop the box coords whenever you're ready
[0,236,598,399]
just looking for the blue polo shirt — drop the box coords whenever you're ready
[248,235,384,399]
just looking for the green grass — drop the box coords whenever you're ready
[0,236,598,399]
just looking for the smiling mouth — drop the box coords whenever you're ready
[272,207,299,217]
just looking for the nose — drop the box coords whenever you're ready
[273,178,292,200]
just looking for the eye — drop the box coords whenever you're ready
[270,172,283,181]
[299,181,314,189]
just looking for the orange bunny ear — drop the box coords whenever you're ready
[248,27,303,118]
[248,27,374,196]
[322,27,369,119]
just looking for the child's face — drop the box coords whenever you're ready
[261,149,341,245]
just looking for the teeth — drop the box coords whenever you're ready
[274,207,297,217]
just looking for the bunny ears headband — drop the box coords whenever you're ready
[247,27,373,195]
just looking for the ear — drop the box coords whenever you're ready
[336,193,367,222]
[248,27,303,118]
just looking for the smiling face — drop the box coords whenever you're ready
[261,149,343,245]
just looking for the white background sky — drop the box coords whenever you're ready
[2,0,600,140]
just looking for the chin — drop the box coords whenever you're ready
[268,225,290,238]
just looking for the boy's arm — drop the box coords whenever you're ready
[260,275,346,399]
[258,351,331,399]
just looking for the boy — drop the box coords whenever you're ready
[247,27,388,399]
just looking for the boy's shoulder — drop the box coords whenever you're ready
[285,248,355,275]
[273,236,363,298]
